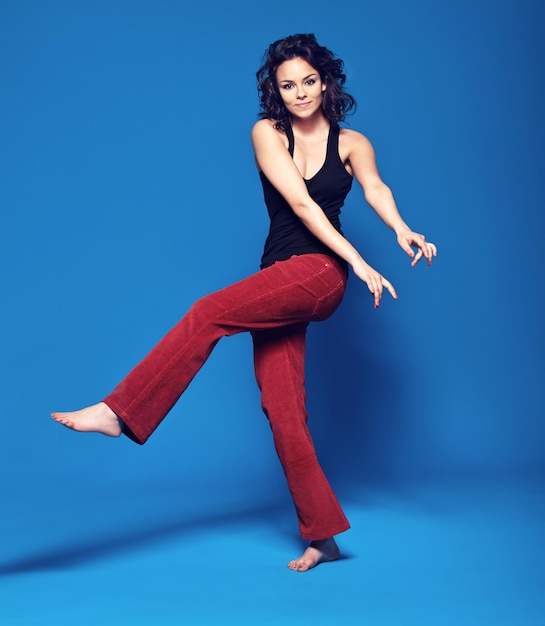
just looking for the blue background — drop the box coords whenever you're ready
[1,1,544,624]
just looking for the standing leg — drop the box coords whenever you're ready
[252,324,350,542]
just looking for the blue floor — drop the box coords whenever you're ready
[2,475,544,625]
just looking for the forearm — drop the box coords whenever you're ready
[294,198,399,307]
[292,200,364,267]
[364,182,411,235]
[364,181,437,266]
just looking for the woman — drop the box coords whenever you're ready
[52,33,437,572]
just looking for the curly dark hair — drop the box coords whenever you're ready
[256,33,356,131]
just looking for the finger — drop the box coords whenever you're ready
[368,281,380,308]
[423,244,433,265]
[382,277,398,300]
[411,248,424,267]
[377,276,384,295]
[401,240,415,259]
[425,243,438,265]
[367,278,380,306]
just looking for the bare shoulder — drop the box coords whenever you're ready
[339,127,375,154]
[252,118,275,133]
[339,127,382,182]
[252,118,281,138]
[251,119,289,148]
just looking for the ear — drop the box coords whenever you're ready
[321,82,326,92]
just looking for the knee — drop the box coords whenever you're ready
[188,293,219,321]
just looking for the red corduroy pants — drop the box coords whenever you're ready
[103,253,350,540]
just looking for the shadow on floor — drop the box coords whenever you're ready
[0,498,292,576]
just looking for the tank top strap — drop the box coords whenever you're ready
[326,123,340,161]
[285,122,295,156]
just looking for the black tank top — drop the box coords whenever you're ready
[259,123,353,269]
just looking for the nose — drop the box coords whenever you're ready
[296,84,307,99]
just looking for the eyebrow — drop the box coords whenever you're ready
[278,73,319,84]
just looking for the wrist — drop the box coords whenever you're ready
[349,253,367,270]
[394,224,411,237]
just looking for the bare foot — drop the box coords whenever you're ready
[287,537,341,572]
[51,402,123,437]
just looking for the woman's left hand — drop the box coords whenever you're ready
[397,229,437,267]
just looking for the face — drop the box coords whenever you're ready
[275,57,326,120]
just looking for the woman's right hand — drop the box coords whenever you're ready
[352,258,397,308]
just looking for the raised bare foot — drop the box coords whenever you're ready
[51,402,123,437]
[287,537,340,572]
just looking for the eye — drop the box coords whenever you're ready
[305,78,316,85]
[281,83,294,90]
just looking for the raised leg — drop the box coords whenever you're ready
[102,254,347,444]
[52,254,347,449]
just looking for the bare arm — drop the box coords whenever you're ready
[344,130,437,266]
[251,119,396,307]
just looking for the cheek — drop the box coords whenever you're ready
[278,89,291,105]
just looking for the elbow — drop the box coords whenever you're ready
[364,182,393,206]
[290,199,315,222]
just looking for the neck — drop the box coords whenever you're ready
[290,112,330,137]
